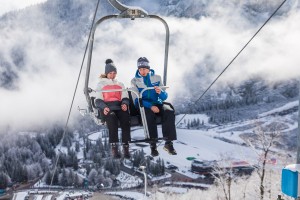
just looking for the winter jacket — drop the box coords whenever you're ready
[95,77,129,111]
[131,69,168,109]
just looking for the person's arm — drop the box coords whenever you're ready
[130,78,139,107]
[157,75,168,101]
[131,78,154,109]
[120,82,129,106]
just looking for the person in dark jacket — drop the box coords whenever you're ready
[95,59,131,159]
[131,57,177,157]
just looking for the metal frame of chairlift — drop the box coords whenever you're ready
[83,0,170,142]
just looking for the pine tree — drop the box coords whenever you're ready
[74,174,80,188]
[88,169,98,186]
[45,171,52,185]
[161,159,165,174]
[75,141,80,152]
[60,168,68,186]
[0,172,9,189]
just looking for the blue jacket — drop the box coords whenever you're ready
[131,69,168,109]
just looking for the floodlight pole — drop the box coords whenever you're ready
[140,166,147,198]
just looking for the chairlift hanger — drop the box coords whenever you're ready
[84,0,170,114]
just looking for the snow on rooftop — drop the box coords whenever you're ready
[284,164,300,172]
[105,191,146,199]
[14,192,28,200]
[35,195,43,200]
[44,195,52,200]
[158,186,188,194]
[55,192,68,200]
[117,171,143,189]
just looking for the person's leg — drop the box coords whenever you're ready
[144,108,159,156]
[105,111,121,158]
[160,107,177,141]
[105,111,119,143]
[116,110,131,143]
[144,108,158,139]
[160,107,177,155]
[150,142,159,157]
[116,110,131,159]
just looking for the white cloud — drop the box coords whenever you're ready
[0,0,46,16]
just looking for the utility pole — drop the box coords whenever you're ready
[297,83,300,200]
[298,83,300,163]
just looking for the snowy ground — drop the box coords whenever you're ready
[39,101,296,200]
[87,101,297,180]
[88,114,259,180]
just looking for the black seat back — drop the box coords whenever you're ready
[128,91,142,126]
[91,96,105,122]
[91,93,174,127]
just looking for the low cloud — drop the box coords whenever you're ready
[1,1,299,131]
[0,0,47,16]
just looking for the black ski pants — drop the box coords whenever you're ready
[105,110,131,144]
[144,104,177,141]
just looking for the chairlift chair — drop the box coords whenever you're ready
[81,0,172,143]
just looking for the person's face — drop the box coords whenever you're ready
[107,71,117,79]
[138,68,150,77]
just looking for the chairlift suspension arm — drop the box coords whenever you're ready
[108,0,170,84]
[108,0,128,12]
[84,15,118,113]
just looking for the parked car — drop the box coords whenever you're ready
[166,164,178,172]
[191,160,217,175]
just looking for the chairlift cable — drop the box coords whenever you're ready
[175,0,287,127]
[49,0,101,188]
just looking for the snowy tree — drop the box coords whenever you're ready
[59,168,68,186]
[0,172,10,189]
[212,158,235,200]
[104,158,120,175]
[44,171,52,185]
[74,173,81,188]
[132,149,145,168]
[45,169,59,186]
[26,163,42,181]
[88,169,98,186]
[248,123,282,200]
[75,141,80,152]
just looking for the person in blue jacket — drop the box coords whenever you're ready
[131,57,177,156]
